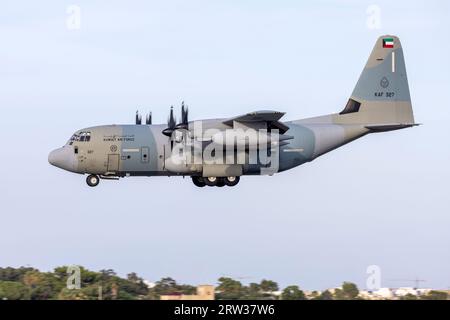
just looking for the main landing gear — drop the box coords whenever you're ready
[86,174,100,187]
[192,176,240,188]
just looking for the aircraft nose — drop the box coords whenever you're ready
[48,147,76,172]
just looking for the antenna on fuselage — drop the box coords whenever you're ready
[135,110,142,125]
[146,112,152,125]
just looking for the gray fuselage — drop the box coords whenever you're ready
[48,118,369,177]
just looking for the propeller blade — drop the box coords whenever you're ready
[181,101,188,125]
[146,112,152,125]
[175,101,189,129]
[168,106,176,128]
[162,106,176,136]
[135,110,142,125]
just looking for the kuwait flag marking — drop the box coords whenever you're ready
[383,37,394,48]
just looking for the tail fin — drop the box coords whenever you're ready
[338,35,415,128]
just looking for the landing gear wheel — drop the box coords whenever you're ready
[225,176,240,187]
[216,177,225,187]
[86,174,100,187]
[205,177,217,187]
[192,176,206,187]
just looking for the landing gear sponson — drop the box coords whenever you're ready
[192,176,240,188]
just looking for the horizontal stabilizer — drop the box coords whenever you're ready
[365,123,420,132]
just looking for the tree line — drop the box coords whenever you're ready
[0,266,447,300]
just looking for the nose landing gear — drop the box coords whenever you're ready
[86,174,100,187]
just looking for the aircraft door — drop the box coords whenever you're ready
[107,154,120,172]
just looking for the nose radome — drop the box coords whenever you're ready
[48,147,76,172]
[48,149,59,166]
[48,147,67,167]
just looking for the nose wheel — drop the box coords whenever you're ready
[86,174,100,187]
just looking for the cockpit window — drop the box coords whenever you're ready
[68,131,91,144]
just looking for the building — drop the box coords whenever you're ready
[160,285,215,300]
[394,287,431,297]
[372,288,395,299]
[358,287,435,300]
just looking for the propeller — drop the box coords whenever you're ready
[135,110,142,125]
[145,112,152,125]
[174,101,189,130]
[162,106,176,136]
[180,101,189,128]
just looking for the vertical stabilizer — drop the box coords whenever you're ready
[338,35,415,126]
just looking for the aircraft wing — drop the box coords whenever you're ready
[223,110,289,133]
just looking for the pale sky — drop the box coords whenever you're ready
[0,0,449,290]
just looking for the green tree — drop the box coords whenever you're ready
[316,290,333,300]
[127,272,140,283]
[400,293,418,300]
[309,291,319,299]
[117,275,148,297]
[177,284,196,295]
[333,288,344,300]
[152,277,179,295]
[0,267,37,282]
[281,285,306,300]
[58,287,90,300]
[23,271,64,300]
[147,277,195,299]
[341,282,359,300]
[0,281,31,300]
[244,283,263,299]
[420,291,448,300]
[260,279,279,293]
[216,277,245,300]
[0,266,154,300]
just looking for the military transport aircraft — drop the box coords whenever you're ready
[49,35,417,187]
